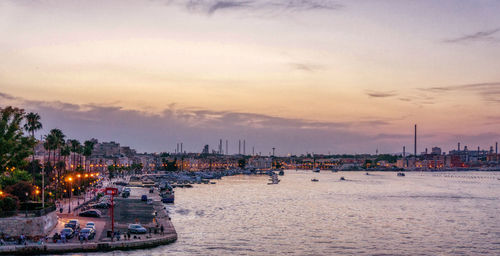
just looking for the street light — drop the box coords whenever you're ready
[67,177,73,213]
[76,174,81,205]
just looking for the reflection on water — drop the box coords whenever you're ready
[85,171,500,255]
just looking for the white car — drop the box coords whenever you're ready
[86,222,96,230]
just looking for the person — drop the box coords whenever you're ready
[116,230,121,241]
[127,231,131,240]
[59,207,63,213]
[61,233,66,243]
[52,233,59,243]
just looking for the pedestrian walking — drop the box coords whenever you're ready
[160,225,164,235]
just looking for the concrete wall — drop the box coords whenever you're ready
[0,212,57,237]
[0,233,177,255]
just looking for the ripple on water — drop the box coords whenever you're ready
[99,171,500,256]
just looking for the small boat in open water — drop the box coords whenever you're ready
[340,177,345,181]
[311,178,319,182]
[397,172,405,177]
[313,168,320,173]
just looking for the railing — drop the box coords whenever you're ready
[0,205,56,218]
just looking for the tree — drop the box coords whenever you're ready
[0,169,33,188]
[0,106,36,172]
[24,112,42,177]
[0,194,19,215]
[5,181,33,202]
[83,140,95,172]
[69,139,81,170]
[238,159,246,168]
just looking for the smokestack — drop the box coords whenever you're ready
[425,148,428,155]
[243,140,246,155]
[176,143,179,154]
[414,124,417,156]
[238,140,241,154]
[252,146,255,156]
[219,139,222,154]
[181,143,183,154]
[226,140,228,155]
[458,142,461,151]
[403,146,406,157]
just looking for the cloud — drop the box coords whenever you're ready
[366,90,397,98]
[289,62,324,72]
[179,0,342,16]
[424,82,500,103]
[0,91,399,154]
[444,27,500,44]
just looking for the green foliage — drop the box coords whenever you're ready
[238,159,246,168]
[375,154,398,163]
[0,106,36,172]
[0,169,32,188]
[0,194,19,214]
[5,181,33,202]
[163,159,178,172]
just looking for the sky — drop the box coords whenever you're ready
[1,0,500,155]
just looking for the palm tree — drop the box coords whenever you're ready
[24,112,42,176]
[43,133,56,166]
[60,144,71,175]
[59,143,71,200]
[70,139,81,170]
[83,140,95,172]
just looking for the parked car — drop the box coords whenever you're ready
[90,202,110,209]
[79,210,102,218]
[60,228,75,239]
[86,222,96,229]
[122,191,130,198]
[65,219,80,231]
[128,224,147,234]
[149,187,154,193]
[147,198,153,205]
[141,195,147,201]
[78,228,96,240]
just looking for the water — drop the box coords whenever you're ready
[84,171,500,255]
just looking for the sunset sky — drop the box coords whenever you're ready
[1,0,500,155]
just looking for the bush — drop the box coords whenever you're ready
[0,193,19,215]
[5,181,33,202]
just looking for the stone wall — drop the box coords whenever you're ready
[0,233,177,255]
[0,212,58,237]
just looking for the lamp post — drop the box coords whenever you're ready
[67,177,73,213]
[41,166,45,208]
[76,174,81,205]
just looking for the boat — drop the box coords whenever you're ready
[161,191,175,204]
[340,177,345,181]
[397,172,405,177]
[311,178,319,182]
[278,170,284,176]
[365,172,369,175]
[313,168,320,173]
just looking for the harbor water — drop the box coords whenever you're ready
[85,171,500,255]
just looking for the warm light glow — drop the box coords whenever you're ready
[77,174,81,178]
[85,174,88,178]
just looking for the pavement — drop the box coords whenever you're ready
[47,177,174,243]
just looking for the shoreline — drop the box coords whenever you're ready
[0,233,177,255]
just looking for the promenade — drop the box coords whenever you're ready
[0,179,177,255]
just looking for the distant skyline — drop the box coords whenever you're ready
[1,0,500,155]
